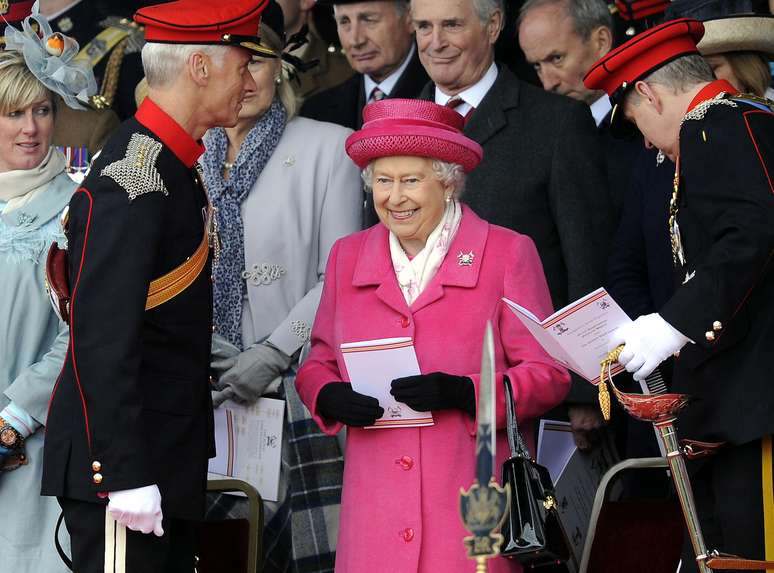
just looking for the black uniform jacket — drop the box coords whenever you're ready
[42,99,215,520]
[300,46,430,130]
[658,81,774,445]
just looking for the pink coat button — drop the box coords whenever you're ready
[400,316,411,328]
[395,456,414,470]
[400,527,414,542]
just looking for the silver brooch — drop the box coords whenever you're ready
[242,263,287,286]
[457,251,474,266]
[283,156,295,167]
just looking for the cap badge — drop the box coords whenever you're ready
[0,1,8,15]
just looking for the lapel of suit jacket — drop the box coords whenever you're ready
[410,205,488,313]
[464,65,521,146]
[390,47,431,99]
[352,224,410,317]
[355,74,367,129]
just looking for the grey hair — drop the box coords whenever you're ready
[641,54,715,93]
[519,0,612,40]
[393,0,410,17]
[472,0,504,28]
[361,159,467,197]
[141,43,229,88]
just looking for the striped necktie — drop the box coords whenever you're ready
[445,96,475,123]
[370,87,387,102]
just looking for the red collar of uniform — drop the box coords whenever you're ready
[686,79,738,113]
[135,98,205,168]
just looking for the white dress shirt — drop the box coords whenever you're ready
[433,62,498,117]
[590,94,613,127]
[363,44,416,102]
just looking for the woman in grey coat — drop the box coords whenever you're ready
[0,16,98,572]
[199,2,361,571]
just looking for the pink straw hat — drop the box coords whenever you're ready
[345,99,483,173]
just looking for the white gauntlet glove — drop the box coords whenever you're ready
[107,484,164,537]
[608,313,690,381]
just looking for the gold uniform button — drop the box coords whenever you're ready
[713,321,723,332]
[705,331,715,342]
[92,461,102,472]
[93,473,103,484]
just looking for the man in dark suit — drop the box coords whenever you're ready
[300,0,429,130]
[41,1,270,571]
[412,0,612,429]
[517,0,645,450]
[518,0,642,221]
[588,19,774,570]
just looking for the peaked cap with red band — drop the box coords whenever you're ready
[134,0,274,57]
[584,18,705,135]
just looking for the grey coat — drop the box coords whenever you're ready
[0,172,74,573]
[240,116,362,355]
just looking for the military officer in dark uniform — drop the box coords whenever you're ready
[41,1,272,571]
[585,18,774,571]
[42,0,145,120]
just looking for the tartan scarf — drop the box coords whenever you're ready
[201,100,287,350]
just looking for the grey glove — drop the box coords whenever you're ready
[210,334,241,381]
[212,342,293,404]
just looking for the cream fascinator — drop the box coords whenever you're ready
[3,0,97,109]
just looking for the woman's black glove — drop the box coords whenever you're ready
[390,372,476,418]
[316,382,385,427]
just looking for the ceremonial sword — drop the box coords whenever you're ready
[460,322,510,572]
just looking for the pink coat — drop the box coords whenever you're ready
[296,207,570,573]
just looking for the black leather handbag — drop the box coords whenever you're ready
[500,376,573,569]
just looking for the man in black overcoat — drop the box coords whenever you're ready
[587,18,774,570]
[300,0,429,130]
[41,1,271,571]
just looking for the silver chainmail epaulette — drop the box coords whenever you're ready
[680,92,737,126]
[101,133,169,201]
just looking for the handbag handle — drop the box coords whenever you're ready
[503,375,531,459]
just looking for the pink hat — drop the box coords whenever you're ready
[345,99,483,173]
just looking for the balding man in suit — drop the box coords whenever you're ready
[301,0,428,130]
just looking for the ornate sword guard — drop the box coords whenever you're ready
[460,479,510,571]
[597,346,774,571]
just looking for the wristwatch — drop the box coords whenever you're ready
[0,417,23,451]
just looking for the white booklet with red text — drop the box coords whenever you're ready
[503,288,630,384]
[340,337,434,429]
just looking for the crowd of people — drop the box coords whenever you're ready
[0,0,772,572]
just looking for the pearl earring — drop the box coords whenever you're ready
[274,75,282,85]
[445,194,452,203]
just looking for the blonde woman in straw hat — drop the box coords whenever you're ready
[697,13,774,99]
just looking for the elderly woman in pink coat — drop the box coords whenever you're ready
[295,99,570,572]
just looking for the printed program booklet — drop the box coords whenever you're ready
[502,288,631,384]
[340,337,433,429]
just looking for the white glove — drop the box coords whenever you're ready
[107,484,164,537]
[608,313,690,382]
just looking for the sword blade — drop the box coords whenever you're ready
[476,321,497,485]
